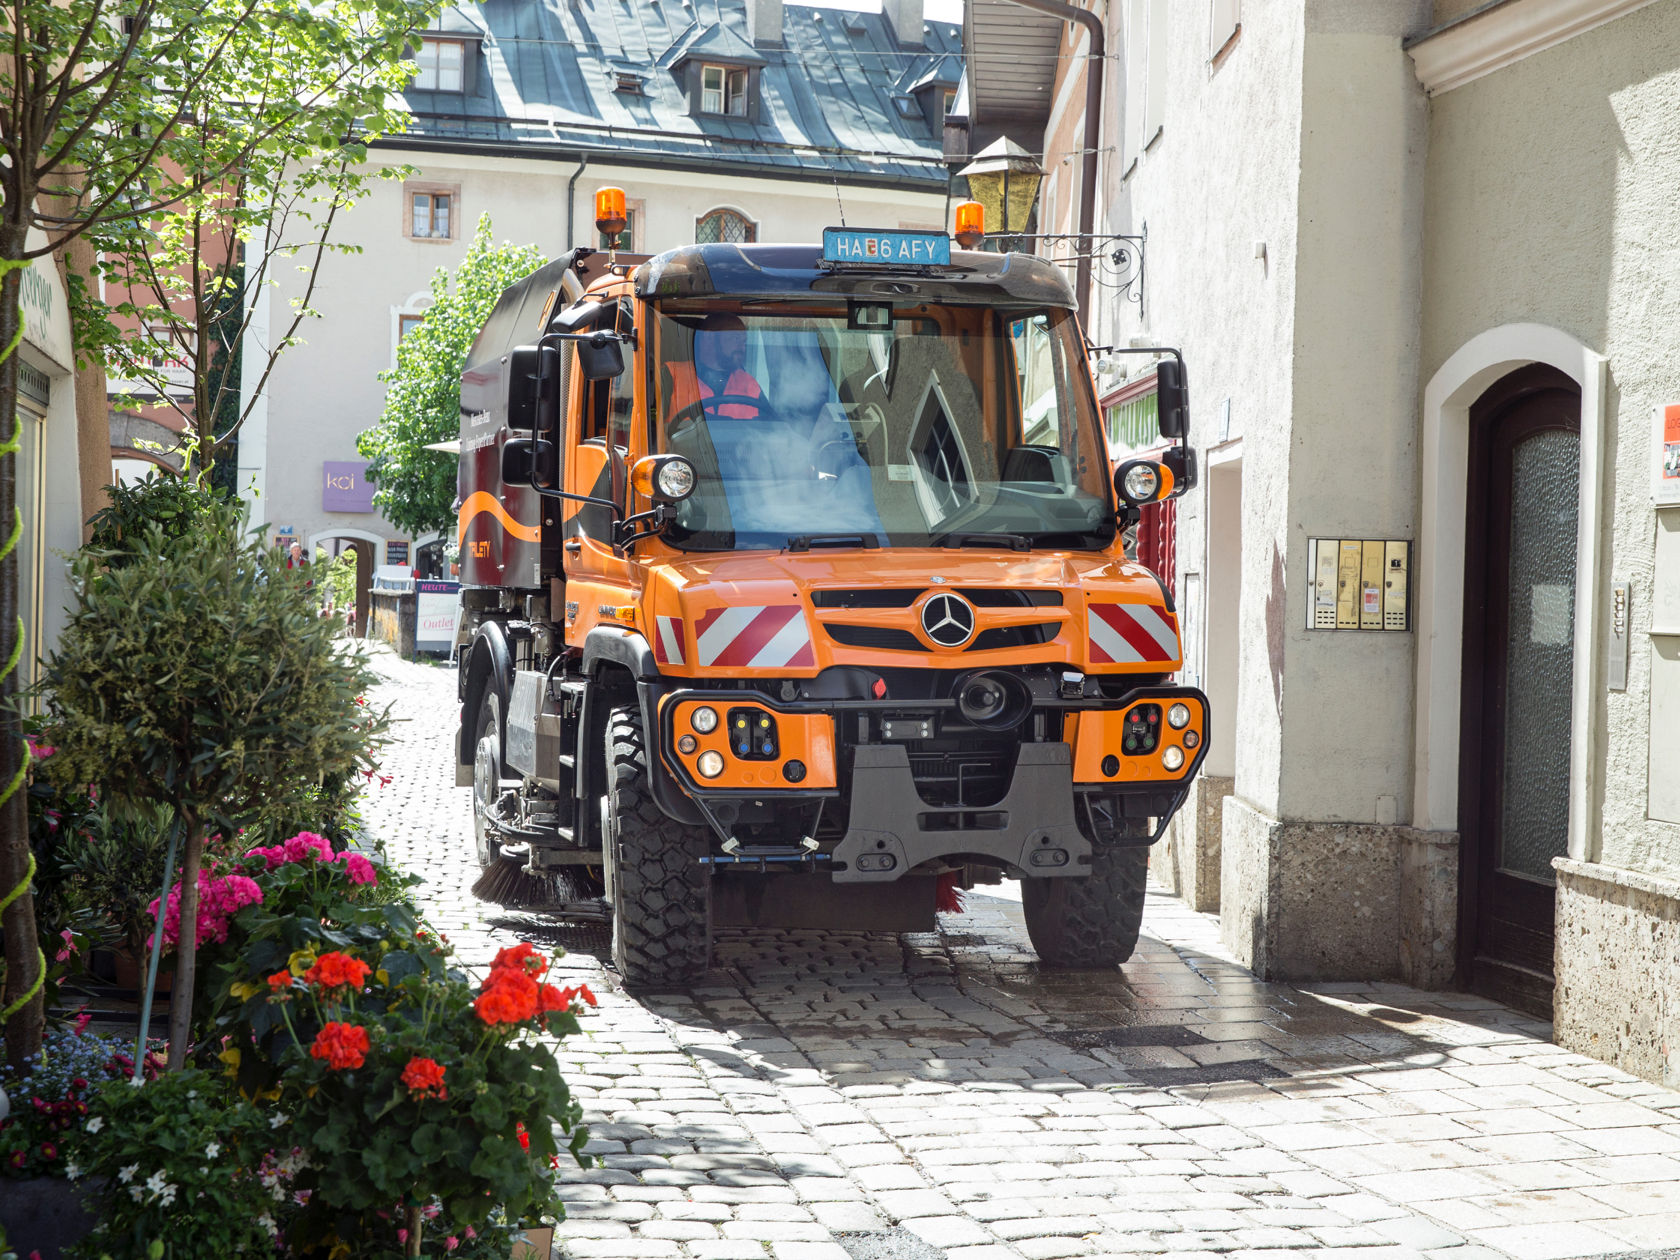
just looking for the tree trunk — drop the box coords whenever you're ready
[0,231,45,1074]
[164,822,205,1071]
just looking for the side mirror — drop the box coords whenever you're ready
[505,346,540,431]
[500,437,556,487]
[577,331,625,382]
[1162,445,1197,493]
[1156,357,1188,440]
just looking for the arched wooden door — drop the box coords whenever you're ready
[1458,364,1581,1018]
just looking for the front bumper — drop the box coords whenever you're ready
[655,683,1210,881]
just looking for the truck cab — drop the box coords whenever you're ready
[456,203,1208,987]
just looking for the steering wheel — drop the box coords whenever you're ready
[667,393,769,427]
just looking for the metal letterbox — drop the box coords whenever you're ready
[1306,538,1411,632]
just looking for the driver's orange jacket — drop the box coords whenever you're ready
[664,363,763,420]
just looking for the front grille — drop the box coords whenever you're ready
[904,738,1018,808]
[959,589,1063,608]
[811,588,922,609]
[969,622,1061,651]
[824,624,929,651]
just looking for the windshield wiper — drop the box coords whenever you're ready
[784,532,881,553]
[932,531,1032,552]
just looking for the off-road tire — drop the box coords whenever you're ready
[1021,817,1149,968]
[471,693,503,869]
[605,704,709,988]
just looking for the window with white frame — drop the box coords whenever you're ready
[700,64,749,116]
[410,190,452,239]
[695,209,755,244]
[1122,0,1168,174]
[1209,0,1240,62]
[414,39,465,92]
[398,313,425,341]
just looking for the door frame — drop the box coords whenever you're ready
[1412,325,1608,861]
[1456,364,1581,1007]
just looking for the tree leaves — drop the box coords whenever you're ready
[357,215,547,538]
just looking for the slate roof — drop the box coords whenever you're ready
[386,0,965,191]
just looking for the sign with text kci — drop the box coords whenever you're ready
[322,461,376,513]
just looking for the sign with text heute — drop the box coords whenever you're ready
[322,461,376,513]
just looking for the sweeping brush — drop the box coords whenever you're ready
[935,870,967,915]
[470,858,599,909]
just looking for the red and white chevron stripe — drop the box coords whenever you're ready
[695,605,815,669]
[653,615,685,666]
[1088,601,1180,665]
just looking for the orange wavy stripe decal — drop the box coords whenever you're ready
[458,490,542,544]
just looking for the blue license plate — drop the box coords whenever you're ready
[822,228,951,266]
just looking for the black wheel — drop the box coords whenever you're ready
[471,692,504,868]
[605,703,709,988]
[1022,814,1149,968]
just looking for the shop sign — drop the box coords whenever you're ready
[322,461,376,513]
[1659,404,1680,506]
[415,580,460,654]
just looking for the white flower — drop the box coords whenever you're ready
[145,1171,168,1195]
[64,1161,81,1180]
[117,1163,138,1184]
[268,1113,287,1130]
[128,1185,144,1203]
[85,1116,103,1134]
[258,1214,278,1238]
[205,1141,221,1159]
[158,1183,177,1207]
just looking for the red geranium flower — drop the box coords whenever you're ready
[400,1056,447,1100]
[303,952,372,992]
[515,1121,530,1151]
[267,970,293,993]
[310,1022,369,1070]
[474,967,540,1026]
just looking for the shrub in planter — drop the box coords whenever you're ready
[67,1067,288,1259]
[0,1024,145,1178]
[236,932,589,1256]
[40,499,389,1069]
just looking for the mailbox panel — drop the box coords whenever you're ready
[1306,538,1411,632]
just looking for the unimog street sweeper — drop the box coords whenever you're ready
[455,190,1208,987]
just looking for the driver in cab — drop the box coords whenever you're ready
[665,314,763,420]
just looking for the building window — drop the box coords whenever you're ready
[695,209,755,244]
[411,191,452,239]
[398,313,425,341]
[1209,0,1241,63]
[941,88,956,124]
[600,207,637,251]
[414,39,465,92]
[701,64,749,116]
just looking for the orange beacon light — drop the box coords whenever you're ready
[595,186,628,243]
[953,201,985,249]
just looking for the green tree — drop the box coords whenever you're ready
[358,216,547,538]
[41,499,387,1070]
[0,0,435,1069]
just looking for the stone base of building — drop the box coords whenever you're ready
[1219,797,1457,988]
[1151,774,1230,914]
[1554,857,1680,1088]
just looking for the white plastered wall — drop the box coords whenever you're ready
[1413,324,1608,863]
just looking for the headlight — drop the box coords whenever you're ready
[1162,746,1185,771]
[655,457,696,501]
[691,706,718,734]
[1167,703,1190,729]
[1122,463,1160,502]
[696,750,725,778]
[677,734,698,754]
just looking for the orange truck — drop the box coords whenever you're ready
[455,191,1207,987]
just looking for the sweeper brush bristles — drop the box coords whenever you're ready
[471,859,590,908]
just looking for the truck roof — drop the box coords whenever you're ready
[633,243,1077,309]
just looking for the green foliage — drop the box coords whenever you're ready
[317,547,359,611]
[69,1068,283,1259]
[40,497,389,841]
[68,0,440,480]
[358,216,547,537]
[83,472,236,569]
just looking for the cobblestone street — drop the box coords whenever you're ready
[360,646,1680,1260]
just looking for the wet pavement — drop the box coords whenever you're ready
[360,644,1680,1260]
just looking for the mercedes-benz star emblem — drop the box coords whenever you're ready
[921,592,976,648]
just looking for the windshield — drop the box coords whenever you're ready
[650,303,1115,551]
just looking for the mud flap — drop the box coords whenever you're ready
[831,743,1091,882]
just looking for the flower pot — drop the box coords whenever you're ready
[111,946,172,994]
[0,1174,99,1259]
[511,1225,553,1259]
